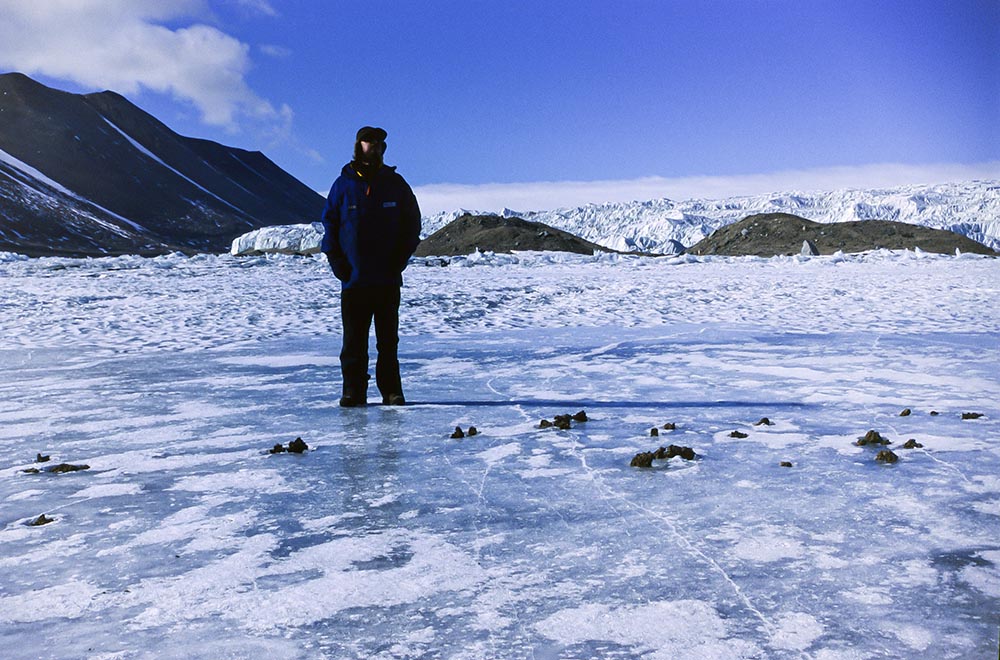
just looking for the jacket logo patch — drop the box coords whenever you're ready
[348,205,358,210]
[382,201,397,208]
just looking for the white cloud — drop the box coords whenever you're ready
[232,0,277,17]
[259,44,292,59]
[413,162,1000,215]
[0,0,284,131]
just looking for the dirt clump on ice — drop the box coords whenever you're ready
[630,444,696,468]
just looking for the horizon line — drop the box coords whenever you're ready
[406,161,1000,216]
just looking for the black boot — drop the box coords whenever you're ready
[340,390,367,407]
[340,378,368,407]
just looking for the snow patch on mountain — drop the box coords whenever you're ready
[99,118,246,216]
[1,146,147,236]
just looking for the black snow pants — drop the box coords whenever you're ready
[340,285,402,398]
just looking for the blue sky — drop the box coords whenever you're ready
[1,0,997,213]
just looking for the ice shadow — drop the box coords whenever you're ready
[401,399,811,410]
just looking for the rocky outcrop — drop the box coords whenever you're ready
[687,213,995,257]
[414,214,611,257]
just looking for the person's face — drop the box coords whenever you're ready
[359,139,384,162]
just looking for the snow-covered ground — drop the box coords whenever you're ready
[1,249,998,659]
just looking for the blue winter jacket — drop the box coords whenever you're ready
[321,162,422,289]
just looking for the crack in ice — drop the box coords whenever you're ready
[567,436,781,640]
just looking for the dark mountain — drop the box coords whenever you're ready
[687,213,996,257]
[0,72,324,257]
[414,213,609,257]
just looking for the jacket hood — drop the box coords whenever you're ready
[342,162,398,179]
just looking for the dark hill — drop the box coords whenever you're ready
[687,213,996,257]
[0,72,324,256]
[414,214,607,257]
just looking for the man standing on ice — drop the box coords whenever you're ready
[321,126,422,407]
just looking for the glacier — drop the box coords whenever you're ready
[233,179,1000,256]
[421,179,1000,254]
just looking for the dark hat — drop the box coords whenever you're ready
[356,126,387,142]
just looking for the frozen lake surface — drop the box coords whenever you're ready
[1,250,998,659]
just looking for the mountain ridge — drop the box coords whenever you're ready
[2,74,996,258]
[0,72,324,256]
